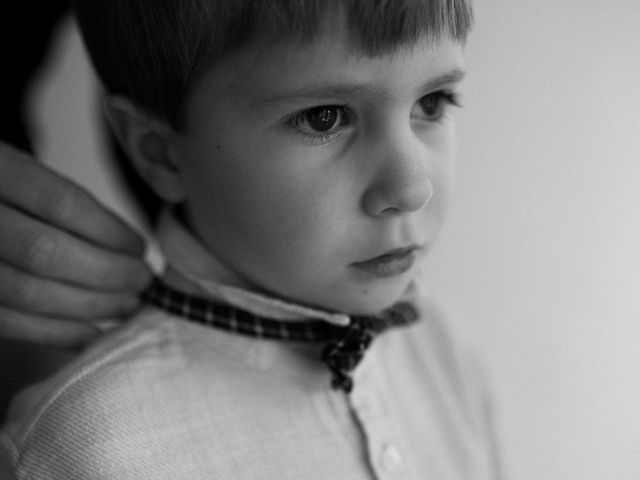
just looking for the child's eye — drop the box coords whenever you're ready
[286,105,349,143]
[416,90,461,122]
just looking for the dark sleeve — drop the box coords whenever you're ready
[0,1,70,153]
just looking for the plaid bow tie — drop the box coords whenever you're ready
[142,277,418,393]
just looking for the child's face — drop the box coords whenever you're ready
[170,26,464,314]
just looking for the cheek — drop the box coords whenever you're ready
[246,180,345,259]
[426,162,455,233]
[430,126,456,198]
[238,178,355,280]
[183,153,340,259]
[177,124,363,276]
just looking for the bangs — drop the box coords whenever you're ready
[224,0,474,55]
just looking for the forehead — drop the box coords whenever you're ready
[189,31,464,113]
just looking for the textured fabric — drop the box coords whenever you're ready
[0,213,506,479]
[143,276,419,392]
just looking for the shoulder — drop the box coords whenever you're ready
[0,308,204,478]
[397,294,494,408]
[412,295,507,476]
[408,294,476,364]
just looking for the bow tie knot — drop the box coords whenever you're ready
[321,319,375,393]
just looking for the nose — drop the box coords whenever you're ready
[361,134,435,217]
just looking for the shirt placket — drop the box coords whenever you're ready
[348,353,413,480]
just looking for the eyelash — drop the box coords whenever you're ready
[285,90,462,144]
[414,90,463,128]
[285,105,350,144]
[424,91,462,119]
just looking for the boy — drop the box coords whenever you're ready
[1,0,504,478]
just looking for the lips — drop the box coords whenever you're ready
[351,246,420,278]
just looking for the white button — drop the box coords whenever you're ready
[380,443,404,473]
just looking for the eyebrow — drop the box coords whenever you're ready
[252,68,466,106]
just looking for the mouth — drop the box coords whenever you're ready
[351,246,421,278]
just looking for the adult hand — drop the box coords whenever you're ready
[0,142,152,349]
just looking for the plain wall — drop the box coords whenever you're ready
[424,1,640,478]
[7,1,640,478]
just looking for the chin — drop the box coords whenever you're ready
[331,282,414,316]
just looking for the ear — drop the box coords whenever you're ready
[104,96,186,203]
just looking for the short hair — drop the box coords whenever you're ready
[72,0,473,130]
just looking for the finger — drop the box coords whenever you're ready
[0,202,152,292]
[0,141,146,256]
[0,262,142,319]
[0,305,102,350]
